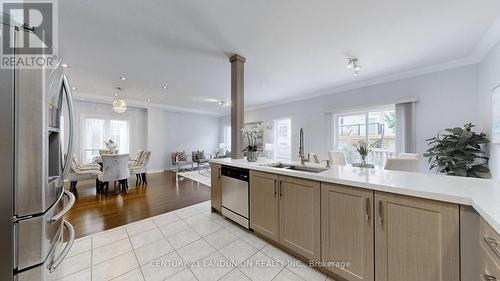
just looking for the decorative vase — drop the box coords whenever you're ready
[361,155,367,165]
[247,151,258,162]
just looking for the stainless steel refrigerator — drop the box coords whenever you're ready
[1,17,76,281]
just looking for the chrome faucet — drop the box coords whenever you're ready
[299,128,310,165]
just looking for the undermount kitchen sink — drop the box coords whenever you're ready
[262,163,328,173]
[287,165,328,173]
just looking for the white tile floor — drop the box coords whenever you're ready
[56,201,334,281]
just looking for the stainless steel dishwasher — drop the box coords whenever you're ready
[221,165,250,228]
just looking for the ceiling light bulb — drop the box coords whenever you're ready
[71,87,77,90]
[162,86,168,89]
[120,77,127,81]
[61,63,70,68]
[353,72,359,77]
[355,66,361,71]
[347,64,354,69]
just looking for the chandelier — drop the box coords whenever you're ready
[112,87,127,113]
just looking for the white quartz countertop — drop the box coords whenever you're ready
[211,158,500,234]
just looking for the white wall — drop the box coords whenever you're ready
[478,41,500,179]
[146,108,167,172]
[70,101,220,172]
[244,65,479,166]
[164,111,220,169]
[71,100,148,163]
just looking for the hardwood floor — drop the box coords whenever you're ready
[66,171,211,238]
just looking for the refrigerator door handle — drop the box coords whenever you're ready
[48,220,75,273]
[60,74,75,178]
[48,190,75,223]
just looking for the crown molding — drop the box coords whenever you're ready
[246,57,475,112]
[246,16,500,112]
[73,92,224,117]
[470,14,500,63]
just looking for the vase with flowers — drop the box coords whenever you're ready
[241,123,271,162]
[353,140,371,166]
[104,139,118,154]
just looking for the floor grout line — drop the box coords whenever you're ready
[70,203,325,281]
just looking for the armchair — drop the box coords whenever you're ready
[192,150,212,173]
[171,151,193,172]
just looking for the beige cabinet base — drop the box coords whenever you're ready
[374,191,459,281]
[210,163,222,212]
[321,183,374,281]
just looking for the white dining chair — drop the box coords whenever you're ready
[67,158,101,195]
[98,154,130,194]
[398,153,421,159]
[328,151,347,166]
[384,158,420,172]
[130,151,151,185]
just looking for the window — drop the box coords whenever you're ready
[83,118,129,163]
[334,106,396,166]
[223,125,231,148]
[273,118,292,161]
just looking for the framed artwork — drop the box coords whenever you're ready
[492,84,500,143]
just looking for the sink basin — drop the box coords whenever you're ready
[262,163,328,173]
[286,165,328,173]
[265,163,292,169]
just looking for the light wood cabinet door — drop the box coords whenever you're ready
[210,163,222,212]
[250,171,279,242]
[279,175,321,261]
[374,192,459,281]
[321,183,374,281]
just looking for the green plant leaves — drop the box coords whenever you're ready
[424,123,491,179]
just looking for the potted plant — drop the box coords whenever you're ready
[353,140,371,166]
[424,123,491,178]
[241,123,271,162]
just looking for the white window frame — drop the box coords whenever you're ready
[273,117,292,161]
[80,113,131,163]
[333,104,395,165]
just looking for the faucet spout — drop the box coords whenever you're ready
[299,128,308,165]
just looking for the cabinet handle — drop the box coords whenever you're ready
[279,181,283,198]
[378,200,383,225]
[218,167,221,179]
[483,274,497,281]
[484,237,500,258]
[364,198,370,221]
[274,179,277,197]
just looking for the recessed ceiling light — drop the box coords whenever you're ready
[162,85,168,90]
[147,98,151,102]
[61,63,70,68]
[120,77,127,81]
[71,87,77,90]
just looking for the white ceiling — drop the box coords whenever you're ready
[59,0,500,115]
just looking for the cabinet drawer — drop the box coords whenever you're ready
[481,218,500,263]
[481,243,500,281]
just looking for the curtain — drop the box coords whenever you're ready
[395,102,416,155]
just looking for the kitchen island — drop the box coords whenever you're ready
[210,158,500,281]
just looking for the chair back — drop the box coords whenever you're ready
[101,154,130,182]
[99,149,110,156]
[328,151,347,166]
[384,158,420,172]
[398,153,421,159]
[141,151,151,168]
